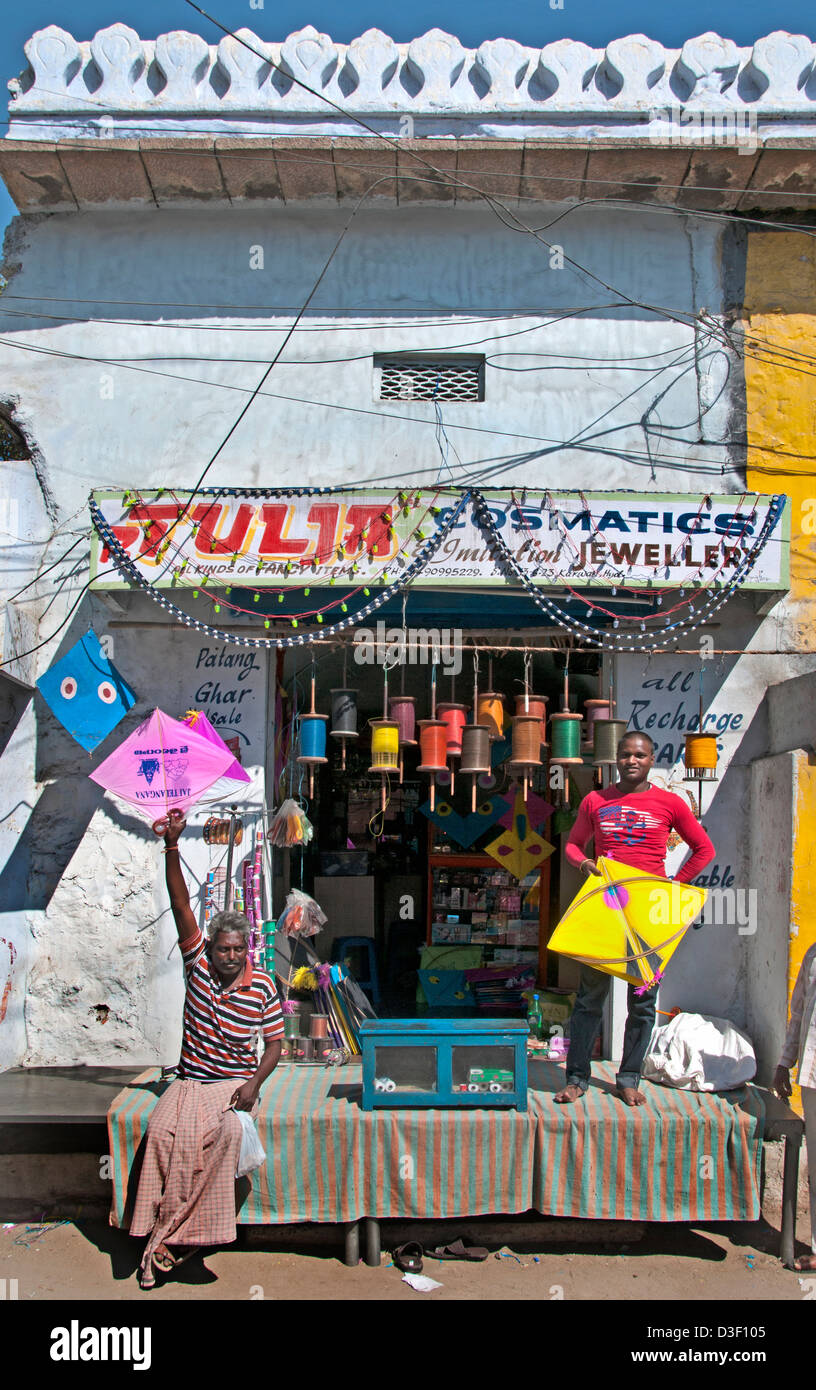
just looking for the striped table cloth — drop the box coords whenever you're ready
[107,1060,764,1227]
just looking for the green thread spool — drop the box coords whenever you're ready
[593,718,629,766]
[549,712,583,765]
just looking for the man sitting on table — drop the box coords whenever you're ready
[129,809,283,1289]
[556,731,715,1108]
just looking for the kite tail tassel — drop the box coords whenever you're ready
[635,969,664,997]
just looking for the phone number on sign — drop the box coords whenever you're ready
[425,567,483,576]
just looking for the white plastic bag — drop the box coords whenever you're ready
[234,1110,266,1177]
[642,1011,756,1092]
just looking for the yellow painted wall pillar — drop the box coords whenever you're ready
[744,231,816,1110]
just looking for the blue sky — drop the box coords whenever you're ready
[1,2,815,231]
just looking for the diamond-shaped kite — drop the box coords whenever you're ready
[548,856,707,990]
[36,629,136,752]
[418,794,507,848]
[484,789,555,879]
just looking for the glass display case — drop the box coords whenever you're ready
[360,1019,529,1110]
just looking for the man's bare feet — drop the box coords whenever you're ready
[617,1085,647,1106]
[554,1084,584,1104]
[794,1254,816,1272]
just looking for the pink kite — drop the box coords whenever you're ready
[498,785,554,834]
[90,708,238,823]
[181,709,252,805]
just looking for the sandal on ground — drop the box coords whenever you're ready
[393,1242,424,1273]
[153,1245,195,1273]
[427,1238,489,1262]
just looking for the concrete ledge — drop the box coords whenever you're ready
[2,134,815,214]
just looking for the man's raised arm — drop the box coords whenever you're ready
[153,810,198,944]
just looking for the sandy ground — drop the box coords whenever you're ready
[1,1213,813,1304]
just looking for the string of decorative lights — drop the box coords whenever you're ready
[508,486,761,623]
[88,489,470,649]
[177,489,445,627]
[114,482,444,604]
[90,484,786,654]
[471,489,787,653]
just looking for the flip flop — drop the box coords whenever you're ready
[393,1242,424,1274]
[428,1238,489,1262]
[152,1246,195,1274]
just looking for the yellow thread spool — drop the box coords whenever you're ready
[683,732,719,781]
[368,719,400,773]
[477,692,504,741]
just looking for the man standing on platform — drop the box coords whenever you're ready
[556,731,715,1107]
[129,810,283,1289]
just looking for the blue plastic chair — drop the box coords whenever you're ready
[331,936,380,1008]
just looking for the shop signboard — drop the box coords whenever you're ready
[90,489,788,591]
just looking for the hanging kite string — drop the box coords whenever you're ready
[368,772,392,839]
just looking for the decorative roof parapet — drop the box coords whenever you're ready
[7,26,816,139]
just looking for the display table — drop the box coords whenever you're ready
[107,1059,765,1258]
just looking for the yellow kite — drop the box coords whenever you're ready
[548,857,707,989]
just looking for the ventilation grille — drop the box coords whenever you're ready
[377,358,484,402]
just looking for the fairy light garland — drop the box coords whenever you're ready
[88,491,469,650]
[512,487,761,625]
[90,487,784,653]
[124,482,442,597]
[471,490,786,653]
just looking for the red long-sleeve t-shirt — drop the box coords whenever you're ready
[564,784,715,883]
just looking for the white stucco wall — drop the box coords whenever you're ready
[0,203,738,501]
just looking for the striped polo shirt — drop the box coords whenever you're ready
[178,926,284,1081]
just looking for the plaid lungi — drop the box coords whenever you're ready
[129,1077,248,1281]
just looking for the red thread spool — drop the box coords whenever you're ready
[515,693,548,748]
[309,1014,329,1040]
[416,721,448,771]
[436,703,468,756]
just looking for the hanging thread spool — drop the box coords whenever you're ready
[477,692,504,741]
[330,689,358,739]
[298,713,328,762]
[583,698,611,750]
[515,693,548,748]
[510,715,543,769]
[460,724,492,812]
[549,712,584,765]
[593,718,629,766]
[417,719,448,812]
[390,693,416,786]
[369,719,400,773]
[510,714,543,799]
[390,694,417,747]
[683,733,719,781]
[297,667,328,796]
[437,703,468,756]
[417,721,448,772]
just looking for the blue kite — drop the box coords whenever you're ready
[36,629,137,752]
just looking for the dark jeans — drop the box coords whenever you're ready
[566,964,656,1092]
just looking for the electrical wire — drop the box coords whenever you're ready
[0,332,791,478]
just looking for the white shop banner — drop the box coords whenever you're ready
[90,489,788,591]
